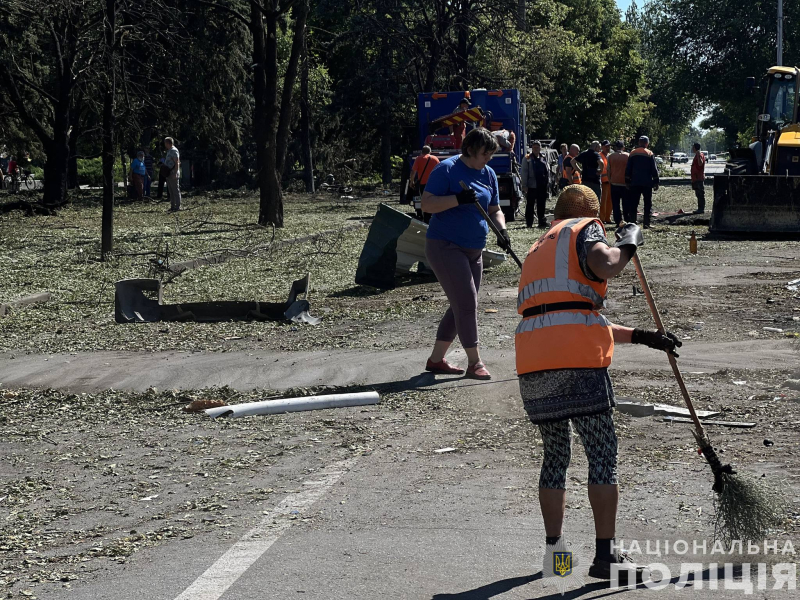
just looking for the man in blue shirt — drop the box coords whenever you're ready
[421,128,508,381]
[130,151,147,201]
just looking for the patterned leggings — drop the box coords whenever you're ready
[537,410,618,489]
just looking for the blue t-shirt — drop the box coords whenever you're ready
[425,155,500,249]
[132,158,146,176]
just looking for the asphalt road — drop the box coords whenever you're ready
[0,340,795,395]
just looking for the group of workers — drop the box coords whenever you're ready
[417,126,681,582]
[556,137,662,228]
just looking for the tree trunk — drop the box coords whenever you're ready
[101,88,114,257]
[257,6,284,227]
[275,0,308,177]
[380,117,393,185]
[42,102,70,206]
[42,136,69,207]
[101,0,116,259]
[42,73,72,206]
[299,29,314,193]
[68,119,79,189]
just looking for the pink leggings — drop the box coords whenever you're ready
[425,238,483,348]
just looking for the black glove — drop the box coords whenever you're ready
[496,228,511,251]
[455,187,477,205]
[614,223,644,254]
[632,328,682,357]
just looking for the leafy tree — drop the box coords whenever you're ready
[644,0,799,144]
[201,0,308,227]
[0,0,101,206]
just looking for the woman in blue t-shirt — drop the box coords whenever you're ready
[420,128,510,380]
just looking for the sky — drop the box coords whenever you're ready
[616,0,634,14]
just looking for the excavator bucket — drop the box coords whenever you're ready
[710,174,800,233]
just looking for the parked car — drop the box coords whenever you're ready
[710,154,717,160]
[655,156,664,165]
[673,152,689,163]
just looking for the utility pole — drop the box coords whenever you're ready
[777,0,784,66]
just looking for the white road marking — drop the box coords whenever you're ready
[173,458,356,600]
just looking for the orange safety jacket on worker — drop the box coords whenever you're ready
[563,156,582,184]
[515,217,614,375]
[600,152,609,184]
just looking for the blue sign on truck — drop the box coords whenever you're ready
[409,89,526,221]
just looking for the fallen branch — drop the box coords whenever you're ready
[0,199,60,216]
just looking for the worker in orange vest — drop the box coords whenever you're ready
[599,140,612,223]
[515,184,681,582]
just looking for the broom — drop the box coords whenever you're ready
[631,253,784,543]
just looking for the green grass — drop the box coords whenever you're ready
[0,189,401,353]
[1,184,782,355]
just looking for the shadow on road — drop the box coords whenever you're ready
[316,371,519,395]
[431,572,541,599]
[430,566,741,600]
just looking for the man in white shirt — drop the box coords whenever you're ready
[164,137,181,212]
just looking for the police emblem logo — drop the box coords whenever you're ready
[542,539,586,594]
[553,551,572,577]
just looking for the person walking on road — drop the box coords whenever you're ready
[410,145,440,223]
[691,142,706,214]
[521,140,550,228]
[599,140,612,223]
[624,136,659,228]
[576,141,603,200]
[607,141,629,226]
[515,184,681,581]
[421,128,509,381]
[164,137,181,212]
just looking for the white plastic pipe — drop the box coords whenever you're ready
[205,391,381,419]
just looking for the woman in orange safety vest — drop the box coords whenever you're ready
[515,184,681,582]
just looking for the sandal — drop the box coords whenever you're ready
[465,362,491,380]
[425,358,465,375]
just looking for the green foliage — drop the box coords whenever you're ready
[642,0,800,143]
[77,158,104,187]
[0,0,671,194]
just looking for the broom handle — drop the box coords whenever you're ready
[458,180,523,268]
[631,254,707,437]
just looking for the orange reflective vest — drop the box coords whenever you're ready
[515,217,614,375]
[563,156,582,184]
[600,152,609,183]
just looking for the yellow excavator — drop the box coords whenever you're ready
[711,66,800,233]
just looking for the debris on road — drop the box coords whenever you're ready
[184,399,228,413]
[616,400,719,419]
[782,378,800,391]
[0,292,51,317]
[355,203,505,289]
[205,391,381,418]
[787,278,800,292]
[434,447,457,454]
[115,274,320,325]
[663,416,756,428]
